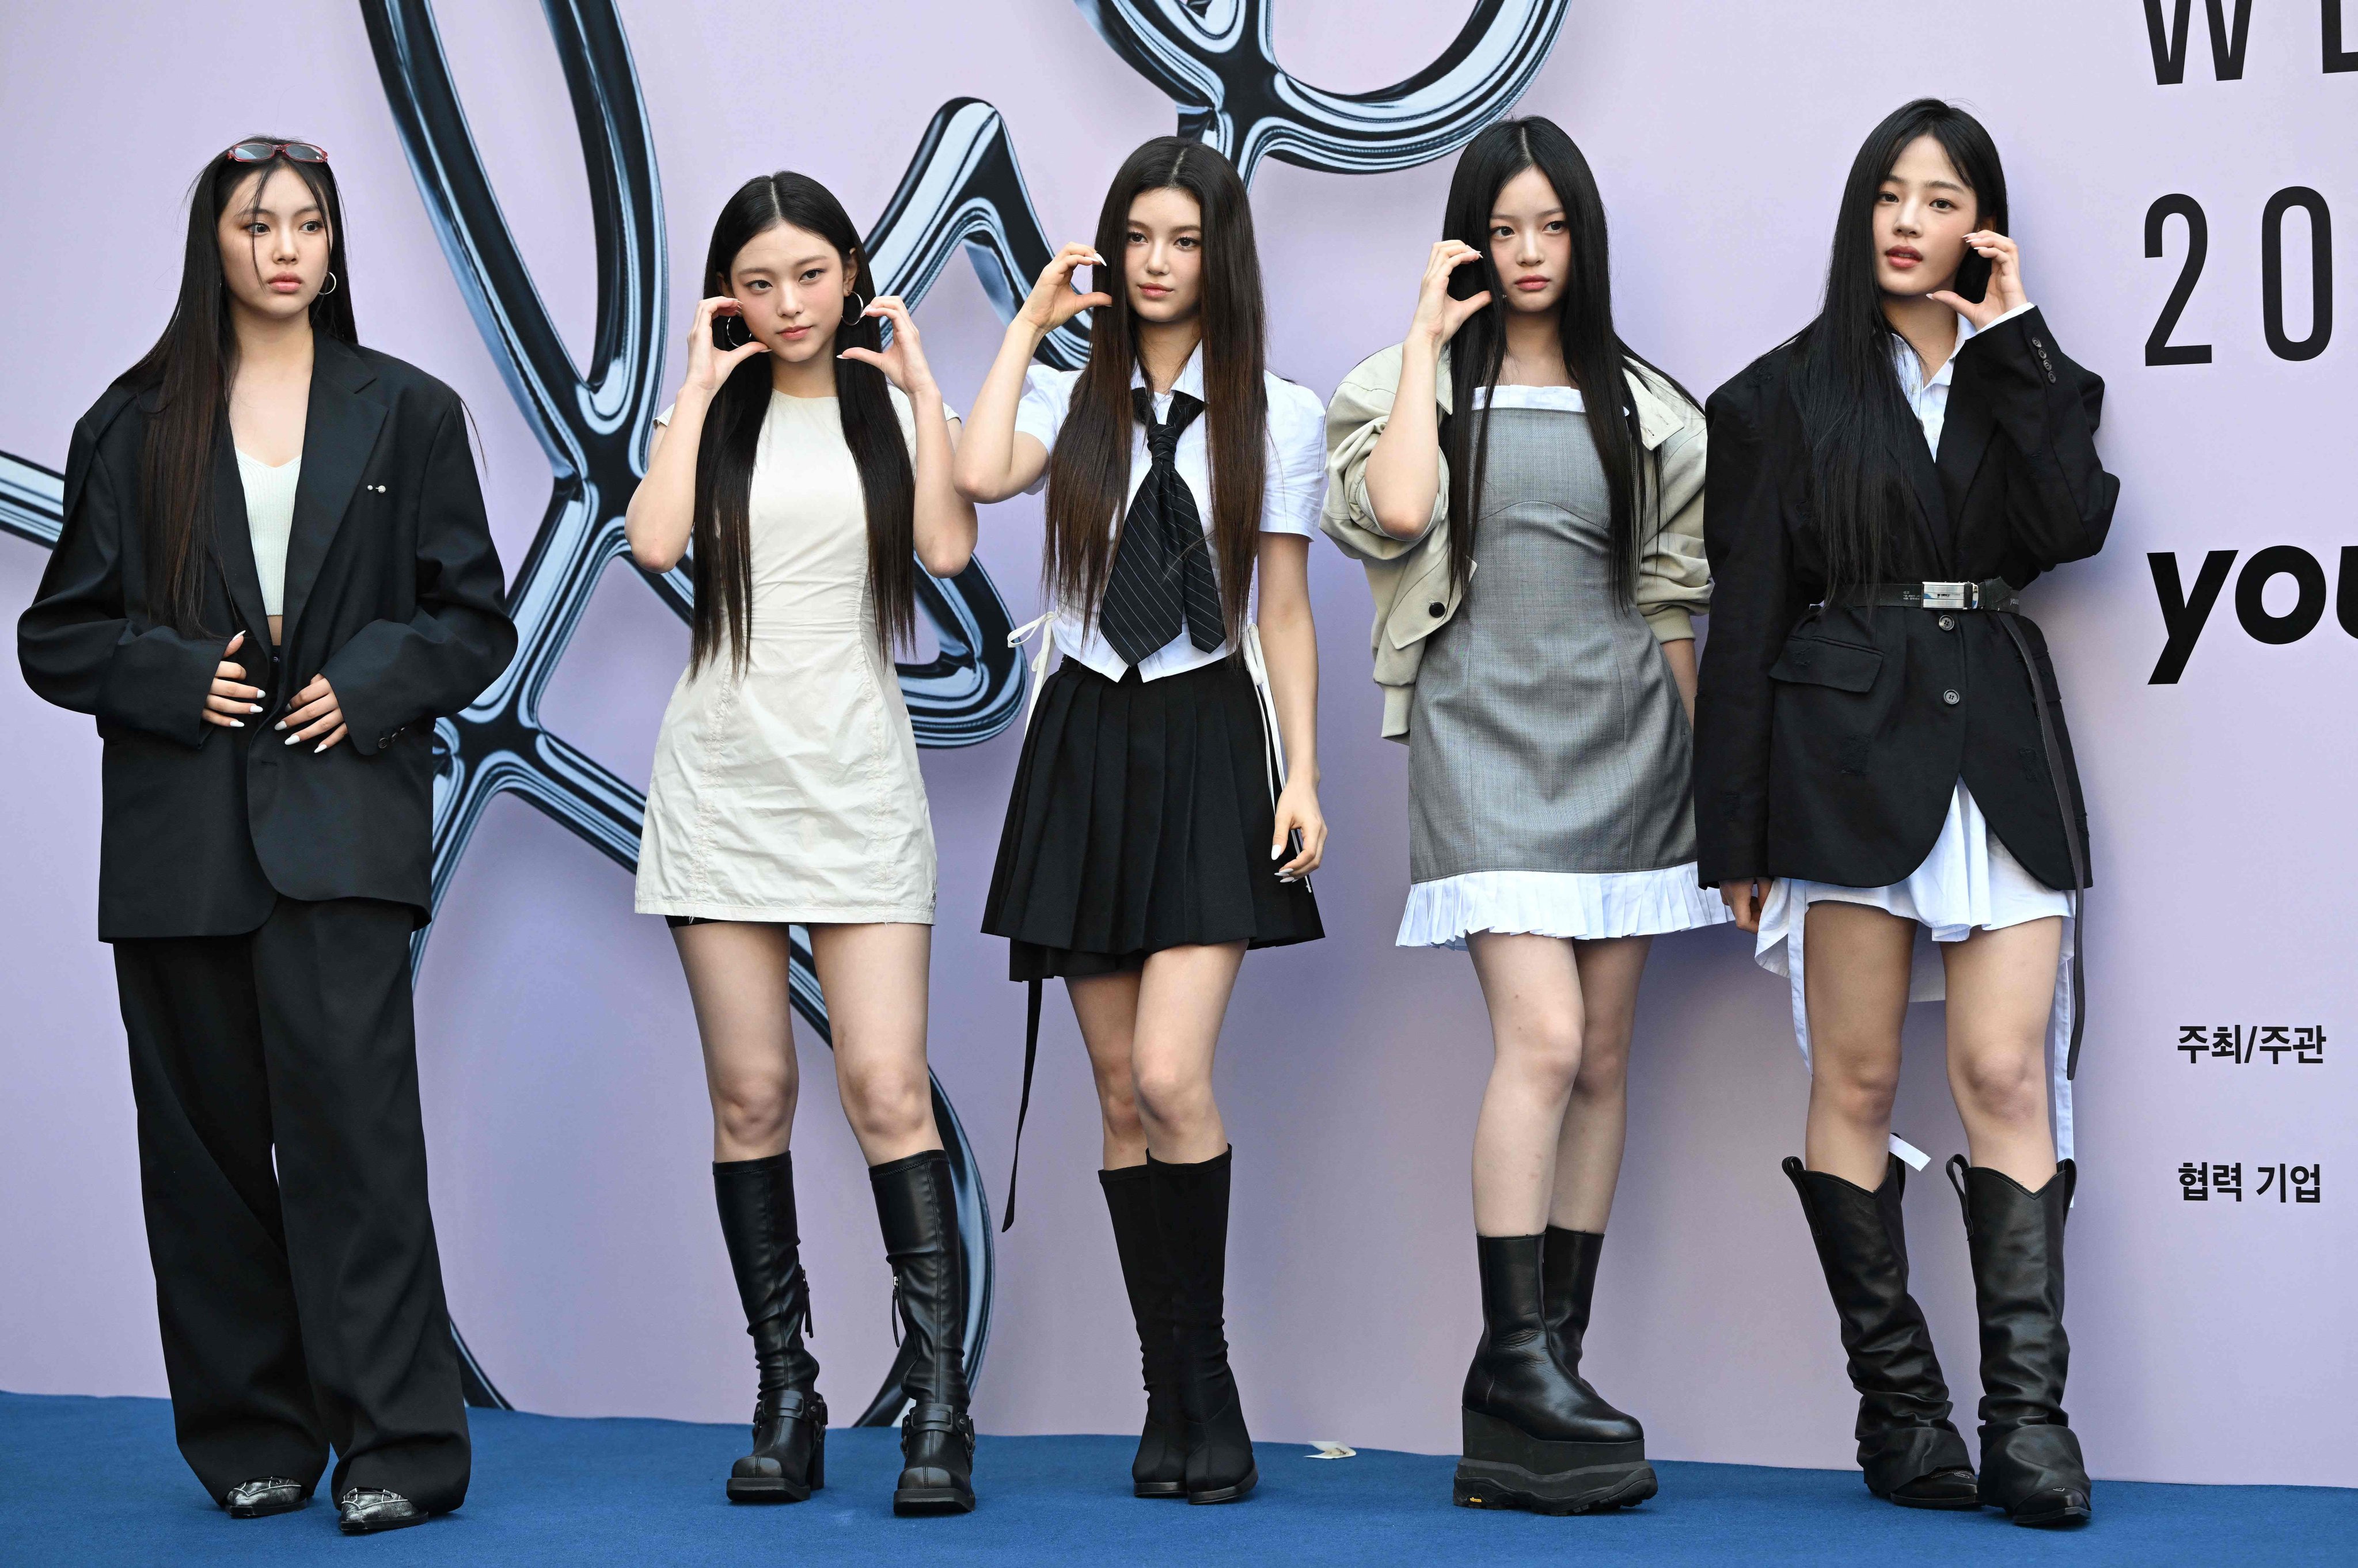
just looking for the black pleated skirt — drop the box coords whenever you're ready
[982,655,1324,981]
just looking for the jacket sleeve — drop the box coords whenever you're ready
[1961,307,2117,570]
[1319,346,1446,563]
[322,401,518,755]
[1691,373,1793,887]
[17,432,223,750]
[1635,389,1711,643]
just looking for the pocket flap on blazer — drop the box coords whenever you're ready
[1768,636,1882,693]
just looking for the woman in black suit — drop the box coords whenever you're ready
[17,139,514,1536]
[1694,100,2115,1528]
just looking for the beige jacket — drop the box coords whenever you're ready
[1319,343,1711,740]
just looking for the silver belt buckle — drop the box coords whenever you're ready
[1920,580,1970,610]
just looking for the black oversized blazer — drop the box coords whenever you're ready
[1691,307,2118,894]
[18,336,517,939]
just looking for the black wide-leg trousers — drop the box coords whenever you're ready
[111,896,470,1512]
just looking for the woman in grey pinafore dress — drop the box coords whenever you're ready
[1321,117,1721,1516]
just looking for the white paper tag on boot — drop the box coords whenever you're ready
[1888,1134,1931,1171]
[1307,1441,1356,1460]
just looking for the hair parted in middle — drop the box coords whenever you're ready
[1044,136,1267,650]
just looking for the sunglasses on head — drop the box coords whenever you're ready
[224,140,329,165]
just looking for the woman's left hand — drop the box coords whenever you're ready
[838,295,936,399]
[1272,777,1326,882]
[277,673,348,753]
[1930,230,2029,329]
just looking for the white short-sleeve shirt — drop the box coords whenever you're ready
[1015,343,1326,682]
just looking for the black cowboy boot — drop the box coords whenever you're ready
[714,1153,825,1503]
[1456,1232,1655,1514]
[1146,1149,1256,1504]
[1949,1157,2092,1527]
[1784,1156,1977,1508]
[1101,1166,1186,1497]
[873,1149,977,1515]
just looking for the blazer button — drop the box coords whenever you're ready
[1942,688,1962,706]
[1427,601,1445,617]
[1937,615,1956,632]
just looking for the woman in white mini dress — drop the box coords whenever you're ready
[625,172,981,1516]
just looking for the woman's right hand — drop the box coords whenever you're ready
[682,295,769,401]
[1408,240,1492,350]
[1015,242,1112,336]
[202,630,262,729]
[1719,878,1774,934]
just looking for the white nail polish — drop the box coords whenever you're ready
[314,741,328,754]
[230,719,244,728]
[285,734,301,746]
[249,704,263,713]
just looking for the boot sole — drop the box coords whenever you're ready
[893,1486,977,1516]
[2003,1494,2093,1528]
[226,1497,309,1519]
[1185,1466,1257,1505]
[1133,1480,1187,1499]
[1889,1492,1983,1511]
[727,1476,814,1504]
[1456,1410,1655,1515]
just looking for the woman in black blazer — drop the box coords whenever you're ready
[1693,100,2115,1528]
[17,140,514,1535]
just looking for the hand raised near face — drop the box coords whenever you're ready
[682,295,769,400]
[1407,240,1493,350]
[1015,242,1114,336]
[838,295,936,398]
[1929,231,2029,329]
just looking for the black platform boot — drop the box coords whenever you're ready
[714,1153,826,1503]
[1456,1232,1655,1514]
[873,1149,977,1515]
[1146,1149,1256,1504]
[1948,1157,2093,1528]
[1783,1156,1977,1508]
[1100,1166,1186,1498]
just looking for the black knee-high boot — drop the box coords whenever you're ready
[1947,1157,2091,1527]
[713,1153,825,1502]
[1145,1149,1256,1504]
[872,1149,976,1515]
[1100,1166,1186,1498]
[1783,1156,1977,1508]
[1456,1233,1654,1514]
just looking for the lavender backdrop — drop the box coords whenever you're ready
[2,0,2352,1486]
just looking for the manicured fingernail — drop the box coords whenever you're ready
[229,719,244,728]
[1270,844,1282,859]
[249,704,263,713]
[285,734,301,746]
[273,720,286,730]
[314,741,328,754]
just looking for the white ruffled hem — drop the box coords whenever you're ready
[1397,865,1730,950]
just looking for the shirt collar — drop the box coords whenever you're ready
[1131,341,1208,404]
[1893,310,1977,400]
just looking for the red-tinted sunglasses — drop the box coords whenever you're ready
[225,140,329,165]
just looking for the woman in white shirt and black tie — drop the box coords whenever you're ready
[956,135,1326,1507]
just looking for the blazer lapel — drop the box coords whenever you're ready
[208,433,272,651]
[279,336,386,652]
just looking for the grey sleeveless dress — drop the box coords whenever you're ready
[1401,387,1726,947]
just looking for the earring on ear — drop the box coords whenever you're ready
[841,290,867,326]
[319,271,339,297]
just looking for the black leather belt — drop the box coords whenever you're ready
[1856,580,2087,1079]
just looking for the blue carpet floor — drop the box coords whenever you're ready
[2,1391,2350,1566]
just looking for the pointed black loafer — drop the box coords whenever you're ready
[337,1487,426,1535]
[223,1477,309,1518]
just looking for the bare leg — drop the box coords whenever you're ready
[1546,936,1653,1233]
[1467,933,1585,1236]
[1801,902,1917,1188]
[674,922,802,1163]
[1066,970,1149,1170]
[807,922,944,1167]
[1126,943,1247,1164]
[1940,917,2063,1187]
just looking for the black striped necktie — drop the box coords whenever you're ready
[1099,385,1222,668]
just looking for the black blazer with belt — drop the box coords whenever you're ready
[18,336,517,939]
[1691,307,2118,894]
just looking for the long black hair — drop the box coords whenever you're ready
[689,172,914,672]
[1794,98,2008,590]
[1438,116,1687,602]
[124,139,357,636]
[1045,137,1266,648]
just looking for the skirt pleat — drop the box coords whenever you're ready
[982,657,1323,981]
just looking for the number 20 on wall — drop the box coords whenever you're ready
[2146,189,2334,364]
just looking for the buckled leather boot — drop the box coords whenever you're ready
[1784,1156,1977,1508]
[715,1153,825,1502]
[1948,1156,2092,1528]
[873,1149,976,1515]
[1101,1165,1186,1497]
[1455,1232,1656,1514]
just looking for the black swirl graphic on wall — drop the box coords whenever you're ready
[2,0,1564,1422]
